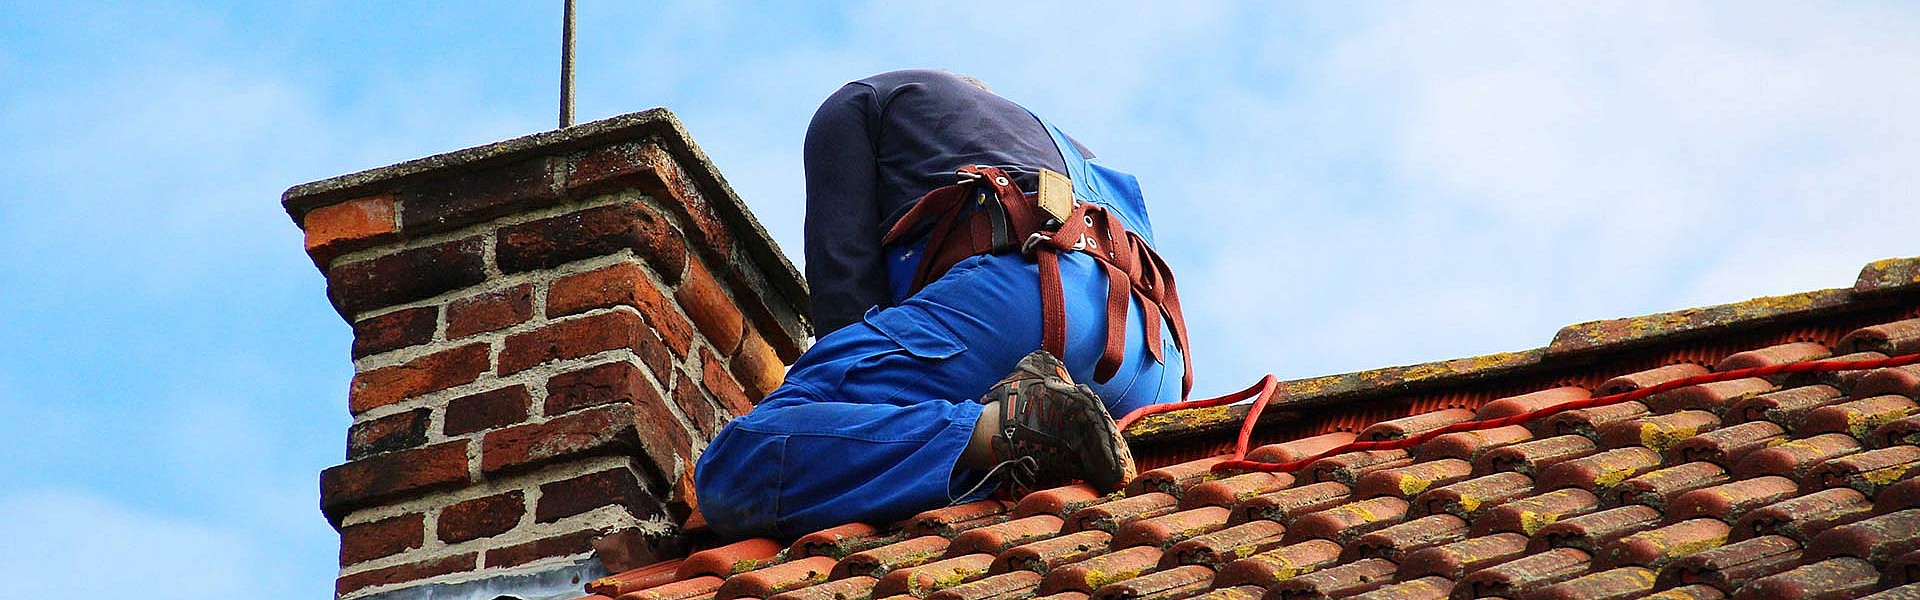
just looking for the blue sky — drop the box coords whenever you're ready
[3,2,1917,597]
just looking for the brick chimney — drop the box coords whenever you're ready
[283,109,810,600]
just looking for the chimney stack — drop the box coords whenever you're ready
[284,109,809,599]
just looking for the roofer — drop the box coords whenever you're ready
[694,69,1192,539]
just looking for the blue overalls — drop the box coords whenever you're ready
[694,114,1185,540]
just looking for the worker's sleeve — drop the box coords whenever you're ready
[802,82,889,338]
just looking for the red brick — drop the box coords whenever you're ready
[437,490,526,543]
[303,194,398,264]
[339,513,424,565]
[399,156,562,234]
[671,370,724,438]
[445,284,533,339]
[731,327,786,402]
[484,527,610,568]
[348,343,491,414]
[327,236,488,316]
[347,407,431,460]
[495,201,685,283]
[335,552,476,596]
[500,311,666,376]
[480,404,639,476]
[677,259,745,353]
[546,361,665,416]
[631,385,696,478]
[566,140,658,193]
[701,349,752,416]
[549,262,696,355]
[631,144,734,265]
[351,306,437,358]
[443,385,531,436]
[320,440,470,524]
[537,467,665,523]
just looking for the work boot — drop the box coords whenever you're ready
[978,350,1137,495]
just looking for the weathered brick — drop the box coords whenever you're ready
[730,327,785,402]
[437,490,526,543]
[593,528,687,574]
[495,201,685,283]
[549,262,695,356]
[484,528,611,569]
[348,343,491,414]
[480,404,639,476]
[701,349,753,416]
[304,194,399,265]
[546,360,666,416]
[445,284,533,339]
[671,370,723,438]
[443,385,531,436]
[567,141,657,193]
[632,143,733,264]
[676,259,745,354]
[327,236,487,316]
[351,306,438,359]
[537,467,665,523]
[399,157,561,235]
[335,552,476,596]
[499,310,667,376]
[339,513,424,565]
[631,393,695,480]
[347,407,431,460]
[321,441,470,524]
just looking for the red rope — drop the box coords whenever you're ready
[1118,353,1920,475]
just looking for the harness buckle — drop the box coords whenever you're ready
[1023,232,1088,255]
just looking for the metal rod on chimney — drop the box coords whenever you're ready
[560,0,576,128]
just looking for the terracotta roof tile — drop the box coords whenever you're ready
[1088,564,1213,600]
[586,284,1920,600]
[1864,583,1920,600]
[1854,365,1920,400]
[871,553,994,598]
[1475,435,1597,477]
[834,536,952,579]
[1395,532,1527,580]
[1413,425,1534,463]
[1347,576,1450,600]
[714,556,837,600]
[1731,557,1880,600]
[1527,566,1655,600]
[924,571,1039,600]
[992,530,1111,575]
[1472,488,1601,536]
[1730,385,1843,430]
[768,576,878,600]
[1647,378,1776,414]
[1734,487,1875,543]
[1666,421,1788,467]
[1069,493,1179,534]
[1038,546,1163,595]
[1160,520,1288,568]
[1110,506,1230,550]
[1453,547,1590,599]
[1659,535,1801,592]
[1213,539,1342,588]
[908,501,1014,537]
[679,538,786,579]
[1227,482,1351,525]
[1013,485,1112,519]
[1180,472,1295,510]
[1264,558,1396,600]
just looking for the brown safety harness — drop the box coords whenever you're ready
[882,165,1194,398]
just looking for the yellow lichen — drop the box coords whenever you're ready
[1456,495,1483,514]
[1640,423,1700,451]
[1593,467,1634,489]
[1518,511,1560,535]
[1397,475,1434,497]
[1865,466,1909,486]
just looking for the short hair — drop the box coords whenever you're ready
[953,73,992,93]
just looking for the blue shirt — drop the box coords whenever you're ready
[802,69,1092,336]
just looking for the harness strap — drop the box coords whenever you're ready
[883,166,1194,398]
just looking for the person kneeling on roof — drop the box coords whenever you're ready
[695,69,1193,539]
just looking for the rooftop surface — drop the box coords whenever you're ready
[566,256,1920,600]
